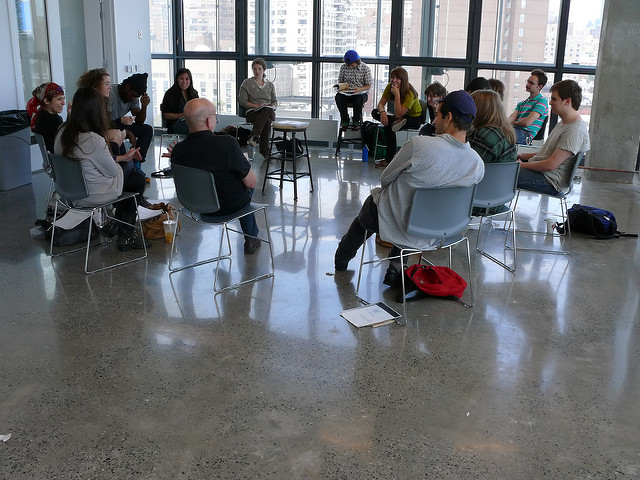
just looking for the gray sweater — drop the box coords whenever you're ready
[372,134,484,250]
[54,129,123,207]
[238,77,278,109]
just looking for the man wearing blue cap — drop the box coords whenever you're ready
[335,90,485,286]
[335,50,372,131]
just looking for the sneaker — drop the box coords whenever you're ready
[340,121,349,132]
[248,135,259,148]
[391,118,407,132]
[351,120,362,131]
[244,237,262,254]
[117,231,151,252]
[335,257,349,272]
[382,264,401,287]
[375,160,388,169]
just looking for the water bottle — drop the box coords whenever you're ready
[362,145,368,163]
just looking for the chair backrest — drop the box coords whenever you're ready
[33,133,52,175]
[407,184,477,239]
[238,104,247,118]
[533,115,548,141]
[473,162,520,208]
[171,163,222,214]
[48,153,89,202]
[418,99,429,125]
[563,151,585,196]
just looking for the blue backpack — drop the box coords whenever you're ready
[556,204,637,239]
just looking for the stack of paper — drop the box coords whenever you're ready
[340,302,401,328]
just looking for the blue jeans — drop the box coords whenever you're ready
[514,126,531,145]
[517,169,559,196]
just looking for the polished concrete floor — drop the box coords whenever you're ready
[1,140,640,478]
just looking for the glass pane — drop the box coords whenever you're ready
[562,73,594,126]
[409,66,466,101]
[149,0,173,54]
[564,0,604,66]
[253,62,312,118]
[183,0,235,52]
[319,62,383,121]
[151,59,172,127]
[185,60,237,114]
[479,0,560,63]
[402,0,469,59]
[248,0,313,55]
[320,0,391,57]
[478,68,551,118]
[15,0,51,103]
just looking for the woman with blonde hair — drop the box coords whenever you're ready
[371,67,422,168]
[468,89,517,215]
[468,89,517,164]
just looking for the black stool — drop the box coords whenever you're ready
[262,121,314,201]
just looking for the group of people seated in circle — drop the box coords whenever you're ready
[29,69,155,251]
[335,61,590,286]
[27,54,589,272]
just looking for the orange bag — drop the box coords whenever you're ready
[142,202,179,240]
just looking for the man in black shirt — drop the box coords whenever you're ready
[171,98,261,254]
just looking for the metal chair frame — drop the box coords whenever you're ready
[473,162,520,273]
[507,152,585,255]
[168,163,275,292]
[48,153,147,274]
[356,184,477,324]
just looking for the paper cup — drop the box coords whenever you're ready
[163,219,177,243]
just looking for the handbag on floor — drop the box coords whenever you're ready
[142,202,179,240]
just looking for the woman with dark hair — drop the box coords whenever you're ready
[372,67,422,168]
[28,82,65,152]
[54,87,149,251]
[238,58,278,158]
[488,78,505,101]
[160,68,199,134]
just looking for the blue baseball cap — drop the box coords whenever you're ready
[440,90,476,121]
[344,50,360,64]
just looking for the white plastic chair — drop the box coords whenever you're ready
[356,184,477,323]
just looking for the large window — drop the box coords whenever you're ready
[185,60,237,114]
[260,62,313,118]
[564,0,604,66]
[249,0,313,55]
[15,0,51,103]
[402,0,470,58]
[321,0,391,58]
[183,0,235,52]
[149,0,602,127]
[480,0,560,64]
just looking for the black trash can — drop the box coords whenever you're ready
[0,109,32,191]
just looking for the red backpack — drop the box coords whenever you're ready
[404,265,467,298]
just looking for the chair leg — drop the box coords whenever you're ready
[476,211,517,273]
[262,130,277,195]
[509,191,572,255]
[303,130,314,193]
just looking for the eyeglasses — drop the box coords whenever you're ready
[526,80,539,86]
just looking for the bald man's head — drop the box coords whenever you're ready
[183,98,217,133]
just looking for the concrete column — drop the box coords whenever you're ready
[586,0,640,183]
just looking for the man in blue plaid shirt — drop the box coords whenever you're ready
[335,50,372,131]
